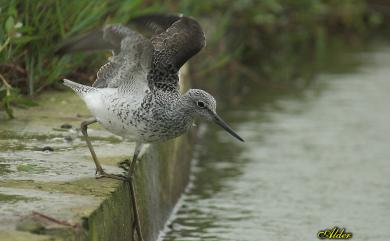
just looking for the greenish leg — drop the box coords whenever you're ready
[80,118,127,181]
[128,142,144,241]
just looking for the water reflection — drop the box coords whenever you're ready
[162,41,390,241]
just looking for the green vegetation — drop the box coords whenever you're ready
[0,0,384,118]
[0,0,156,118]
[183,0,383,83]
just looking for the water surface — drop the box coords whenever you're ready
[162,43,390,241]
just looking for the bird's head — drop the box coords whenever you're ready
[185,89,244,142]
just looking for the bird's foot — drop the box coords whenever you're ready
[95,170,129,182]
[118,159,130,171]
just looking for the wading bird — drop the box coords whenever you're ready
[58,14,244,241]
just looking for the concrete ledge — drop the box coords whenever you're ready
[87,134,195,241]
[0,69,195,241]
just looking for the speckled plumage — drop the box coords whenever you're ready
[63,16,213,143]
[60,16,242,241]
[63,15,244,147]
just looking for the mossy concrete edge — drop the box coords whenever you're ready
[87,132,196,241]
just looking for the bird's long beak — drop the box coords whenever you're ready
[212,112,244,142]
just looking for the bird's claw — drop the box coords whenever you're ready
[95,170,129,182]
[118,159,130,171]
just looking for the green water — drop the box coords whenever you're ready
[161,42,390,241]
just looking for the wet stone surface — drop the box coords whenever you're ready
[0,91,135,238]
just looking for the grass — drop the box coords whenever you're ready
[0,0,159,118]
[0,0,384,118]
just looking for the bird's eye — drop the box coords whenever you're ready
[197,101,206,108]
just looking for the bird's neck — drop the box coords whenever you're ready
[170,94,196,126]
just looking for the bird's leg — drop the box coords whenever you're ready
[128,143,143,178]
[128,142,144,241]
[132,220,137,241]
[129,181,144,241]
[80,118,101,172]
[81,118,127,181]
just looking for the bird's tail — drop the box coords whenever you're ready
[62,79,95,97]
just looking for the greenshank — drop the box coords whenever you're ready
[59,14,244,241]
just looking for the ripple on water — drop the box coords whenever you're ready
[162,45,390,241]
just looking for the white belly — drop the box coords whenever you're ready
[82,88,142,140]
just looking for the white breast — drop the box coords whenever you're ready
[82,88,145,140]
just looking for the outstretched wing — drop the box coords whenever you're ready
[152,16,205,70]
[55,14,205,92]
[93,25,153,90]
[54,14,181,55]
[148,16,206,91]
[129,14,181,35]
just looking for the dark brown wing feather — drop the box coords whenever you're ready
[151,16,205,70]
[147,16,205,91]
[54,14,205,91]
[129,14,181,35]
